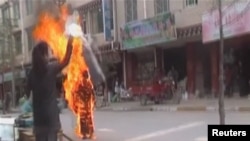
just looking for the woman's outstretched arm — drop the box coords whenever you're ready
[54,36,74,73]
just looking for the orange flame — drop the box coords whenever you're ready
[33,5,94,138]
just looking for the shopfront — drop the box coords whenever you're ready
[92,42,123,93]
[120,12,177,88]
[0,67,26,104]
[124,48,155,87]
[202,0,250,97]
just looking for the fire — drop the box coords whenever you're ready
[33,5,95,139]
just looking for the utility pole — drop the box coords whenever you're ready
[218,0,225,125]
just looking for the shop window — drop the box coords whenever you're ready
[155,0,169,15]
[135,52,155,83]
[125,0,137,23]
[185,0,198,7]
[90,5,104,34]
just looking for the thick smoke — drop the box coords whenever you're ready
[65,12,106,85]
[35,1,105,86]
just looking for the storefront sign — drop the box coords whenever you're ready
[120,12,177,49]
[202,0,250,43]
[102,0,113,41]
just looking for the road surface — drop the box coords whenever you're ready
[60,110,250,141]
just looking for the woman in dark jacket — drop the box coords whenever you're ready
[27,36,73,141]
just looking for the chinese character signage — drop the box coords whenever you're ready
[202,0,250,43]
[120,12,177,49]
[102,0,113,41]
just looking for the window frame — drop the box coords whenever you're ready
[80,13,88,34]
[90,5,104,34]
[13,1,20,20]
[25,0,33,15]
[154,0,170,15]
[125,0,137,23]
[185,0,198,7]
[1,8,9,25]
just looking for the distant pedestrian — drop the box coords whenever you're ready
[27,36,73,141]
[114,78,120,102]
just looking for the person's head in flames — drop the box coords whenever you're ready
[32,41,49,75]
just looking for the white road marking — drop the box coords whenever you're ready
[97,128,115,132]
[124,121,205,141]
[195,136,207,141]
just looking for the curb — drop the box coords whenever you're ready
[96,106,250,112]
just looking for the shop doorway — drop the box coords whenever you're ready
[163,47,187,82]
[233,46,250,97]
[197,46,211,95]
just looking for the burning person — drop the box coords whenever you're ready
[33,4,102,140]
[27,36,73,141]
[73,70,95,139]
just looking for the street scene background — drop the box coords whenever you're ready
[0,0,250,141]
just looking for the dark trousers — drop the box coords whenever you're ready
[34,127,58,141]
[35,131,57,141]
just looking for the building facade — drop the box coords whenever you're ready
[0,0,243,98]
[112,0,221,97]
[112,0,239,97]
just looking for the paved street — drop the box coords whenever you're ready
[97,98,250,112]
[60,110,250,141]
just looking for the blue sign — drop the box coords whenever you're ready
[102,0,113,41]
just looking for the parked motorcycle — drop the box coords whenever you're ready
[160,76,181,104]
[120,88,133,101]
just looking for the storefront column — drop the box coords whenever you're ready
[211,44,219,96]
[125,52,135,88]
[122,51,127,88]
[154,48,157,68]
[155,48,164,72]
[186,44,196,95]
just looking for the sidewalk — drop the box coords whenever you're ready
[96,98,250,112]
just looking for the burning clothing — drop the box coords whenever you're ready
[73,71,95,139]
[33,5,97,139]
